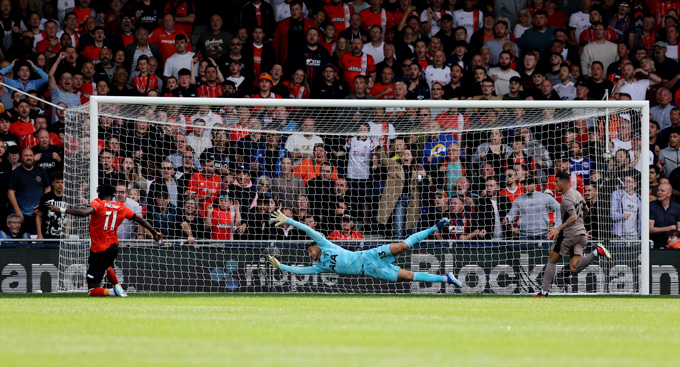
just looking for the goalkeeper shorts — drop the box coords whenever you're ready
[362,244,400,282]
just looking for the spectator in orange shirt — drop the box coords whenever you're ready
[328,214,365,244]
[293,143,339,184]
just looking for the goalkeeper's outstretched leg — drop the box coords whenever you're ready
[387,218,461,286]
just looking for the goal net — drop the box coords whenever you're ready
[57,97,650,294]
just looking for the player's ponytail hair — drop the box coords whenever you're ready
[97,184,116,199]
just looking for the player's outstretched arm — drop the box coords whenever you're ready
[270,210,334,249]
[46,203,94,217]
[269,255,320,275]
[132,214,163,242]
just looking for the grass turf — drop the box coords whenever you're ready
[0,294,678,367]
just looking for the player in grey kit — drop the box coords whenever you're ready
[535,172,611,297]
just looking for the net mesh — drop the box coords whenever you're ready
[57,99,645,294]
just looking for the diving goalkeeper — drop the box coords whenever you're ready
[267,211,462,286]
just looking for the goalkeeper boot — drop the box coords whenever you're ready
[445,272,462,287]
[533,291,548,298]
[596,243,612,259]
[113,284,128,297]
[436,218,450,230]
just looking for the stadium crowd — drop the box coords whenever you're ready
[0,0,679,250]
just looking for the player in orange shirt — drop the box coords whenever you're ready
[47,184,161,297]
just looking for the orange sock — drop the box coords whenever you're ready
[88,287,113,297]
[106,267,119,285]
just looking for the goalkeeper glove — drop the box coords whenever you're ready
[268,255,281,269]
[270,210,288,227]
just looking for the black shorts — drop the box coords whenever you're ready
[87,244,119,284]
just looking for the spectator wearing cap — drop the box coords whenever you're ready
[517,10,555,55]
[328,214,364,243]
[163,34,195,80]
[125,27,161,73]
[432,13,455,54]
[273,0,316,65]
[149,13,192,62]
[503,176,561,241]
[485,19,518,66]
[311,64,350,99]
[574,80,590,101]
[0,59,49,93]
[252,72,282,99]
[652,41,680,82]
[146,188,181,240]
[287,27,332,90]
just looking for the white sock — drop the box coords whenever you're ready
[593,249,599,257]
[541,290,549,295]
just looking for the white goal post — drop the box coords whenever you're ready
[56,96,649,294]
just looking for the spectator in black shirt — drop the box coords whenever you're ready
[99,149,126,187]
[31,129,62,176]
[311,64,350,99]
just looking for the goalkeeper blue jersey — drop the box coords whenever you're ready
[278,218,365,276]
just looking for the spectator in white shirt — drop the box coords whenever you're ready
[163,34,196,80]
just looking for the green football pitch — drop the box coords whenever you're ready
[1,294,678,367]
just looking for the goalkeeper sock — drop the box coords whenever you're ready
[541,258,558,294]
[403,226,438,248]
[106,267,119,285]
[573,252,597,273]
[413,272,446,283]
[88,287,113,297]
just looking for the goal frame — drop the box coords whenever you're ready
[85,96,651,295]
